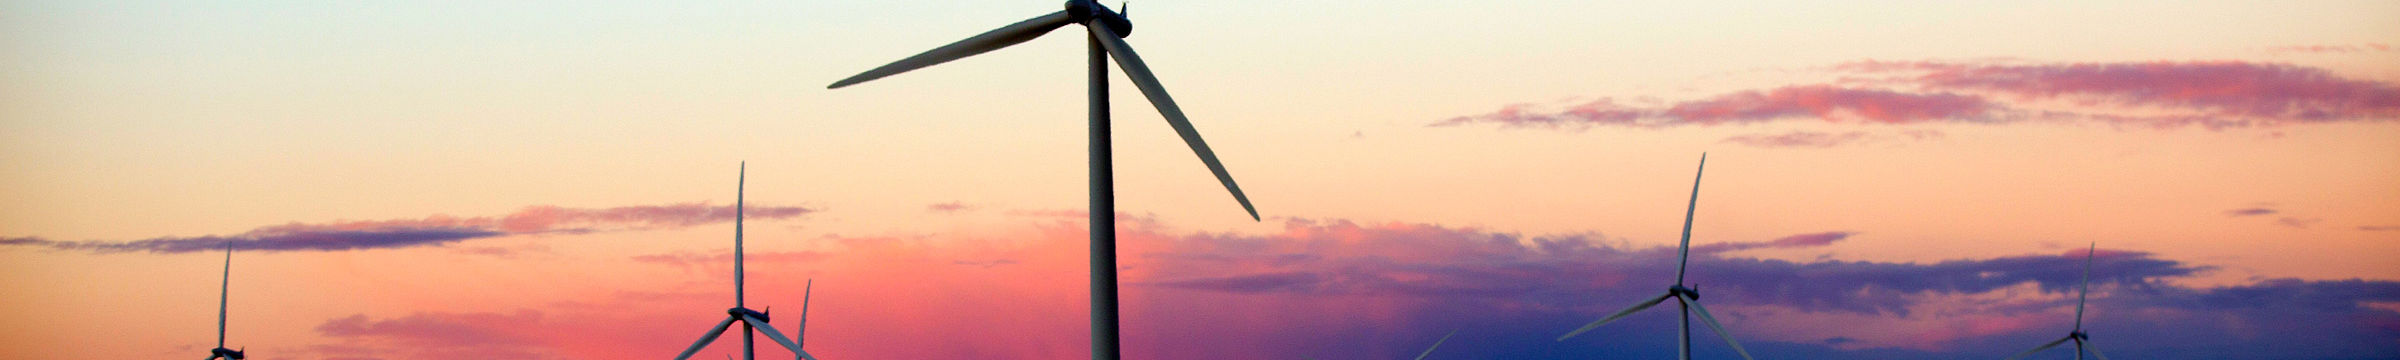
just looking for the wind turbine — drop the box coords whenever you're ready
[2001,243,2112,360]
[672,163,820,360]
[1304,330,1457,360]
[1557,153,1754,360]
[828,2,1260,359]
[206,243,245,360]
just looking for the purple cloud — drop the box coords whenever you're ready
[3,203,813,254]
[2226,207,2280,216]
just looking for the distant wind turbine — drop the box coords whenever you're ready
[829,2,1260,359]
[1305,330,1457,360]
[205,243,245,360]
[672,163,820,360]
[2001,243,2112,360]
[1557,153,1755,360]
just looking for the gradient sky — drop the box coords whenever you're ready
[4,0,2398,359]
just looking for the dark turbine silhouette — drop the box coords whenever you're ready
[206,243,245,360]
[1308,330,1458,360]
[1557,154,1755,360]
[672,163,821,360]
[2001,243,2112,360]
[829,1,1260,359]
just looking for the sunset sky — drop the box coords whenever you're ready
[4,0,2397,359]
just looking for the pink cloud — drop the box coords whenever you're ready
[1438,60,2399,133]
[1661,85,1998,124]
[2265,43,2394,54]
[1895,61,2400,122]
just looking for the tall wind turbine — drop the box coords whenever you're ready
[1557,154,1754,360]
[829,2,1260,359]
[206,243,245,360]
[2002,243,2112,360]
[672,163,821,360]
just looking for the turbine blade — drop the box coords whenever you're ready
[743,315,802,352]
[2002,336,2073,360]
[1683,298,1755,360]
[1674,153,1705,285]
[219,242,232,347]
[1413,330,1457,360]
[798,278,812,348]
[796,349,822,360]
[2074,338,2085,360]
[1558,292,1674,341]
[2076,242,2094,331]
[827,11,1075,89]
[2084,338,2111,360]
[1088,21,1259,221]
[736,162,746,307]
[675,316,741,360]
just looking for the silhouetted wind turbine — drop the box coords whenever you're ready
[673,163,819,360]
[829,2,1259,359]
[1304,330,1456,360]
[2002,243,2112,360]
[1557,154,1754,360]
[206,243,245,360]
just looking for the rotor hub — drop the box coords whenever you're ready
[1668,285,1699,300]
[211,347,245,359]
[1063,0,1133,37]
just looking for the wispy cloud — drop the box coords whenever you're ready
[2226,207,2280,216]
[630,250,829,271]
[2265,43,2394,55]
[1438,60,2399,133]
[1721,131,1875,148]
[927,201,975,213]
[2,203,813,254]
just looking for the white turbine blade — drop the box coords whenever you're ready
[827,11,1076,89]
[1683,298,1755,360]
[675,316,741,360]
[743,315,802,351]
[2075,242,2094,331]
[1674,153,1705,285]
[1412,329,1457,360]
[218,242,233,347]
[2002,336,2073,360]
[1558,292,1674,341]
[2084,338,2111,360]
[1088,20,1260,222]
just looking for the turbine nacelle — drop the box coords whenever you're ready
[1064,0,1132,37]
[2070,331,2088,340]
[1669,284,1700,301]
[210,347,245,359]
[728,307,771,323]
